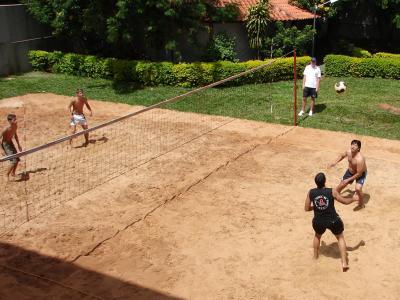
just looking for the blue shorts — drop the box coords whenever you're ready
[342,169,367,185]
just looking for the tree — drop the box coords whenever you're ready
[246,0,270,59]
[290,0,400,28]
[204,32,238,62]
[21,0,210,59]
[264,22,315,57]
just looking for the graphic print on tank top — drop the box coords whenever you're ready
[314,195,330,211]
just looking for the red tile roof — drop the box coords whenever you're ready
[218,0,317,21]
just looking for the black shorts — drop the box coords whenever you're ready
[303,87,318,99]
[312,217,344,235]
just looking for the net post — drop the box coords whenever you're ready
[293,48,297,126]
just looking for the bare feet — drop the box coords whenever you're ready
[353,204,365,211]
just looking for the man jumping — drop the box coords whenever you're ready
[1,114,23,180]
[68,89,93,147]
[329,140,367,209]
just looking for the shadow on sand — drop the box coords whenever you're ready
[320,240,366,259]
[0,241,182,300]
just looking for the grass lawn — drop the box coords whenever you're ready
[1,72,400,140]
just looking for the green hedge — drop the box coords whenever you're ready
[373,52,400,59]
[28,50,309,87]
[324,54,400,79]
[351,47,372,58]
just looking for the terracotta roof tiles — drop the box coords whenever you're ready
[218,0,317,21]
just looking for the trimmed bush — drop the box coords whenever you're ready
[28,50,51,71]
[352,47,372,58]
[29,50,309,87]
[53,53,85,75]
[136,61,175,86]
[373,52,400,59]
[80,56,113,79]
[324,55,400,79]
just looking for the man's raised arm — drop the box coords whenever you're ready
[328,151,347,169]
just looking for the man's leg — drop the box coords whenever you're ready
[82,124,89,146]
[6,164,14,180]
[354,183,365,207]
[335,233,349,272]
[313,233,322,259]
[299,97,307,116]
[336,180,348,194]
[11,160,18,177]
[69,125,76,145]
[310,98,315,115]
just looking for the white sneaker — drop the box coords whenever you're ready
[309,110,313,116]
[298,110,304,116]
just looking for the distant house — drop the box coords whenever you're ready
[168,0,316,62]
[218,0,316,22]
[211,0,316,60]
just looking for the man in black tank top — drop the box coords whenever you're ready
[305,173,355,272]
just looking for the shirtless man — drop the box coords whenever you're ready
[1,114,22,180]
[329,140,367,209]
[68,89,93,146]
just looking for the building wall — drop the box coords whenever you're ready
[177,22,256,62]
[0,4,52,75]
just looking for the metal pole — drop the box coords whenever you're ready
[294,48,297,126]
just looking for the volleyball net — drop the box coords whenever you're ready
[0,51,298,235]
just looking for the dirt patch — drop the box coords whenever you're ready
[378,103,400,115]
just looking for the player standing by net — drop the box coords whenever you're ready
[298,57,321,117]
[305,172,355,272]
[69,89,93,147]
[1,114,23,180]
[328,140,367,209]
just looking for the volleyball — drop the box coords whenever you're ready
[334,81,347,93]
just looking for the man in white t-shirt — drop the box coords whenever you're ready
[298,57,321,117]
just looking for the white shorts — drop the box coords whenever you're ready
[70,114,87,126]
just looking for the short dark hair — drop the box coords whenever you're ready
[315,172,326,189]
[76,88,84,93]
[7,114,16,122]
[351,139,361,150]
